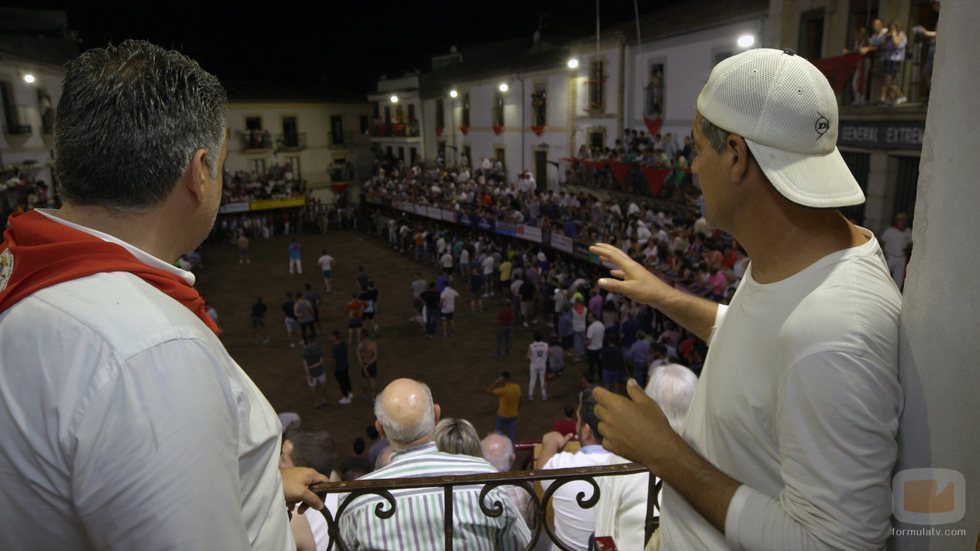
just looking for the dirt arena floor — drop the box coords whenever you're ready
[197,230,590,463]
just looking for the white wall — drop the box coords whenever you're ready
[894,2,980,548]
[626,18,766,139]
[570,44,623,150]
[0,61,64,185]
[225,102,371,185]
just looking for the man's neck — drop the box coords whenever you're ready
[52,203,185,263]
[732,204,867,284]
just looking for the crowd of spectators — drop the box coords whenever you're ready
[564,129,697,201]
[0,165,53,226]
[222,163,307,205]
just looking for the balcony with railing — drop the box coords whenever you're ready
[368,119,421,139]
[329,130,356,149]
[239,129,274,151]
[312,461,659,551]
[276,132,307,151]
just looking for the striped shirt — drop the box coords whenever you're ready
[339,442,532,550]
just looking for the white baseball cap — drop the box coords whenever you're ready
[696,48,864,208]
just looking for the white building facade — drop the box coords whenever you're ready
[0,54,65,188]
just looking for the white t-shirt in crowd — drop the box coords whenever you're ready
[482,255,495,275]
[459,249,470,267]
[586,320,606,350]
[441,252,454,269]
[661,231,902,550]
[880,225,912,259]
[593,454,659,551]
[528,341,549,370]
[541,446,613,551]
[317,254,334,271]
[439,287,460,313]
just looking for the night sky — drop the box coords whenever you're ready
[8,0,681,94]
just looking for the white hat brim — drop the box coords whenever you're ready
[744,139,865,208]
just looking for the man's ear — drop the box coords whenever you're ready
[183,148,210,205]
[726,134,751,184]
[374,420,387,440]
[433,403,442,424]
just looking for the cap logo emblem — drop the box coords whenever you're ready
[815,115,830,138]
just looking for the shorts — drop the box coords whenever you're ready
[601,369,619,386]
[284,318,300,332]
[251,316,264,328]
[307,371,326,387]
[348,319,363,328]
[440,311,454,320]
[883,59,901,77]
[363,311,375,320]
[322,269,332,279]
[363,362,378,378]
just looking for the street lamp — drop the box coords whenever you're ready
[390,95,399,103]
[498,82,509,93]
[23,73,35,84]
[567,58,579,69]
[449,89,458,98]
[737,34,755,48]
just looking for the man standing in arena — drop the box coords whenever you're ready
[317,249,334,293]
[527,331,549,401]
[591,49,902,550]
[357,329,380,400]
[0,40,326,549]
[330,330,354,405]
[488,371,522,443]
[288,237,302,274]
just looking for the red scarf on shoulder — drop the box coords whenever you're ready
[0,210,219,334]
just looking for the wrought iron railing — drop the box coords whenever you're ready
[312,462,660,551]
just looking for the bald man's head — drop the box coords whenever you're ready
[480,433,515,472]
[374,378,441,449]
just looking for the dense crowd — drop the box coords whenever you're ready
[0,165,53,226]
[222,163,308,205]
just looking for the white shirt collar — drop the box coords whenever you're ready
[36,209,196,285]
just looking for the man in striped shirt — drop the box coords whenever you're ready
[339,379,532,550]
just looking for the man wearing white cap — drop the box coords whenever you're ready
[591,49,902,550]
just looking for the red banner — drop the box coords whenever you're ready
[492,124,504,136]
[812,53,866,95]
[610,162,631,186]
[459,126,469,136]
[643,115,662,137]
[642,167,671,196]
[530,125,544,137]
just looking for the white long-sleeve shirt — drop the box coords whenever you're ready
[662,231,902,550]
[0,213,291,549]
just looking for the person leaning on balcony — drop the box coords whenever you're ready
[535,387,613,551]
[592,363,699,551]
[590,49,902,550]
[339,378,531,550]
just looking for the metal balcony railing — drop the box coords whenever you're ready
[276,132,307,150]
[368,121,421,138]
[312,462,659,551]
[240,129,274,150]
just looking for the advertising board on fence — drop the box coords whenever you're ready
[550,233,574,253]
[516,224,542,243]
[496,221,517,237]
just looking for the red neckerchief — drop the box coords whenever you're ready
[0,210,219,334]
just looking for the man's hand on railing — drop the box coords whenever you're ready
[592,380,682,473]
[281,467,330,513]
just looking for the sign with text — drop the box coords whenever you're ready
[838,121,925,149]
[550,233,574,253]
[496,221,517,237]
